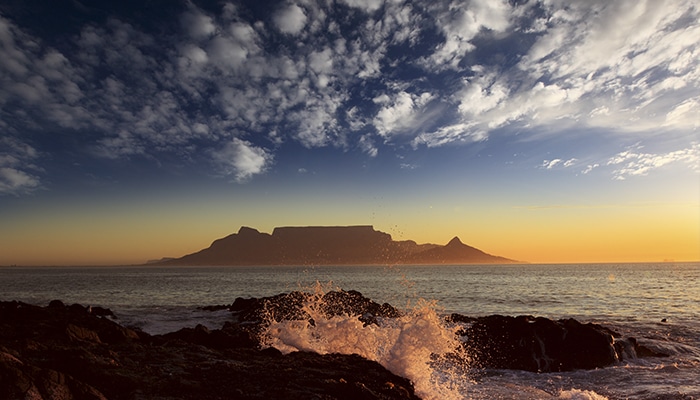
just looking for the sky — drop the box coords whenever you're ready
[0,0,698,266]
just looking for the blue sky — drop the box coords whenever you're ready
[1,0,698,265]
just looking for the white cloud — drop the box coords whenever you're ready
[207,35,249,70]
[525,1,687,79]
[607,143,700,179]
[0,167,39,194]
[374,92,417,136]
[542,159,561,169]
[358,134,378,157]
[213,138,272,183]
[457,73,509,116]
[426,0,512,69]
[412,122,484,148]
[512,0,700,134]
[339,0,384,13]
[181,10,216,39]
[0,137,40,195]
[273,3,307,35]
[665,97,700,128]
[563,158,577,168]
[540,158,577,170]
[0,16,31,77]
[581,164,599,174]
[374,91,435,137]
[180,44,208,65]
[308,47,333,75]
[345,106,367,131]
[294,105,339,147]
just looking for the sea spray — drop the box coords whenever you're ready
[557,389,609,399]
[259,282,469,400]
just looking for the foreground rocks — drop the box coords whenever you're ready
[227,289,401,326]
[0,300,419,400]
[1,291,669,399]
[449,314,668,372]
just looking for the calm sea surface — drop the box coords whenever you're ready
[1,263,699,399]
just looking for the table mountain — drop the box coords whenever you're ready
[155,225,517,266]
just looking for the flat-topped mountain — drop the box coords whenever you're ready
[155,225,518,266]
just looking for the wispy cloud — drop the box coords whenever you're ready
[540,158,577,170]
[413,0,700,145]
[607,143,700,180]
[581,164,600,175]
[424,0,512,69]
[0,137,41,194]
[373,91,435,138]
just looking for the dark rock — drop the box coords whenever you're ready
[88,306,115,318]
[0,349,107,400]
[48,300,65,309]
[614,337,669,359]
[456,314,668,372]
[198,304,230,312]
[65,323,102,343]
[231,289,401,326]
[154,323,258,350]
[0,300,419,400]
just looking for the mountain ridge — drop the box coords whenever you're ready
[153,225,519,266]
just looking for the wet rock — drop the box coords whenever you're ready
[614,337,669,359]
[453,314,668,372]
[0,300,419,400]
[65,323,102,343]
[88,306,116,318]
[230,289,401,326]
[154,322,258,350]
[0,349,107,400]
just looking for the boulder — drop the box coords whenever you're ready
[230,289,401,326]
[453,314,667,372]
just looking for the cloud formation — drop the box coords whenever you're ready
[273,3,308,35]
[607,143,700,180]
[541,158,577,170]
[0,137,40,194]
[213,138,273,183]
[0,0,697,191]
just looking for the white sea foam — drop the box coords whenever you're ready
[557,388,609,400]
[260,282,469,400]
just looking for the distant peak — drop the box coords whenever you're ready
[238,226,261,235]
[447,237,463,246]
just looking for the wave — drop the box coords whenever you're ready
[257,282,616,400]
[259,282,468,399]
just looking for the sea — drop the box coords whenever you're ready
[1,263,698,400]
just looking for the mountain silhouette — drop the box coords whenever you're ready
[406,236,514,264]
[154,225,518,266]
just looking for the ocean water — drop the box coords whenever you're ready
[1,263,698,399]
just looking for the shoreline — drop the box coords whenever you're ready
[0,289,672,400]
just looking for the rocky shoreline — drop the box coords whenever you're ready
[1,291,668,399]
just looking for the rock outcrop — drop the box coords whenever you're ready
[228,289,402,329]
[448,314,668,372]
[0,300,419,400]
